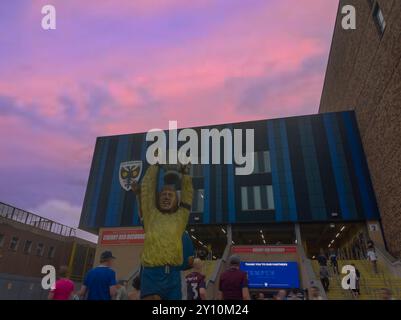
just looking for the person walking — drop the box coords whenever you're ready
[185,258,207,300]
[217,255,250,300]
[351,264,361,298]
[77,251,117,300]
[115,280,129,300]
[317,248,330,292]
[317,249,328,267]
[329,248,339,275]
[48,265,74,300]
[367,240,374,250]
[320,266,330,292]
[367,248,378,274]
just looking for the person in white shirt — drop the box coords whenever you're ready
[367,249,378,274]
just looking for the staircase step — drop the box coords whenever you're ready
[311,259,401,300]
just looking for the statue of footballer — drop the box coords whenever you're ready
[131,162,193,300]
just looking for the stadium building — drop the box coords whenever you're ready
[79,111,401,299]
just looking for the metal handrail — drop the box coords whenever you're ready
[126,265,141,291]
[297,244,328,300]
[0,201,76,237]
[375,243,401,264]
[207,243,230,288]
[374,244,401,278]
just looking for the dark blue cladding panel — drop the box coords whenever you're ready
[87,138,110,228]
[203,163,211,224]
[79,111,381,232]
[297,117,327,220]
[323,114,358,220]
[279,120,298,222]
[342,113,379,220]
[132,134,148,225]
[267,122,283,222]
[105,135,129,226]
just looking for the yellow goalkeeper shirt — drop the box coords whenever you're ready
[140,165,193,267]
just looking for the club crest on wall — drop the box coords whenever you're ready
[119,160,143,191]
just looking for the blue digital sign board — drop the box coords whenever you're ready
[240,262,300,289]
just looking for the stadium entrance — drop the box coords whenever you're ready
[187,222,376,261]
[300,222,371,259]
[186,225,228,260]
[186,223,298,260]
[232,224,296,246]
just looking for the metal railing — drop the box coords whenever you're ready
[126,265,141,290]
[297,244,329,300]
[207,243,230,288]
[377,245,399,263]
[0,202,76,237]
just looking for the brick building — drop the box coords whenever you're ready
[319,1,401,257]
[0,202,96,299]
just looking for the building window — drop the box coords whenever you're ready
[241,185,274,211]
[0,233,4,247]
[373,3,386,34]
[23,240,33,254]
[190,164,203,177]
[9,237,19,251]
[48,246,56,259]
[36,243,45,256]
[251,151,271,174]
[191,189,204,213]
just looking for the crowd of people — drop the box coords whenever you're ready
[47,245,394,301]
[47,252,319,301]
[317,247,362,297]
[316,240,385,299]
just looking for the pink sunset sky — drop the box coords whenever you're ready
[0,0,338,240]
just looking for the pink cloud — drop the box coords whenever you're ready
[0,0,338,224]
[0,116,89,169]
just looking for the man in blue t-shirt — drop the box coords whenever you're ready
[78,251,117,300]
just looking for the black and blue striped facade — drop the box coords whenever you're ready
[79,111,380,234]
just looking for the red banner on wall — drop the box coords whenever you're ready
[100,228,145,245]
[231,246,297,254]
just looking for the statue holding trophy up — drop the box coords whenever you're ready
[131,150,193,300]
